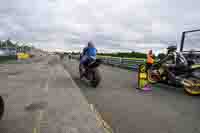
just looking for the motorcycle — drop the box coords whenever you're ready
[79,57,102,88]
[147,50,200,95]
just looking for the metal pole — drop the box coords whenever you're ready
[184,29,200,33]
[180,32,185,52]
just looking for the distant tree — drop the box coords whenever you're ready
[0,39,36,52]
[6,39,15,48]
[1,41,6,48]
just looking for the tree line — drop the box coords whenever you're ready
[0,39,34,52]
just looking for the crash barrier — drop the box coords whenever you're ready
[137,64,149,90]
[17,53,30,60]
[71,55,145,70]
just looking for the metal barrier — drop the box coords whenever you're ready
[98,56,145,70]
[121,58,145,69]
[70,55,145,70]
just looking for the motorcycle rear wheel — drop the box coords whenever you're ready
[90,69,101,88]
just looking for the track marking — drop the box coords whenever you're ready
[33,128,37,133]
[63,68,79,89]
[90,104,114,133]
[44,65,52,93]
[62,64,114,133]
[33,110,45,133]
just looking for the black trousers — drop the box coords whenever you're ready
[146,63,153,70]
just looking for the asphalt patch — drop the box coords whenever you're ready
[8,71,22,76]
[25,101,48,112]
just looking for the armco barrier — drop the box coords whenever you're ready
[70,55,145,71]
[120,58,145,69]
[98,56,145,70]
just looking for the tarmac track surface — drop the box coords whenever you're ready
[0,55,106,133]
[64,58,200,133]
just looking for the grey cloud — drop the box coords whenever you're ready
[0,0,199,52]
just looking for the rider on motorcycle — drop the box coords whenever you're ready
[80,41,97,77]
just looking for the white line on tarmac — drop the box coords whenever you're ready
[62,65,111,132]
[33,110,45,133]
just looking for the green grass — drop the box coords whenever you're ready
[0,59,32,64]
[0,56,17,64]
[0,60,18,64]
[0,56,31,64]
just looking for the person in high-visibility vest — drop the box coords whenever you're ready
[146,50,154,68]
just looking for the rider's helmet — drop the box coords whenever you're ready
[88,41,94,48]
[148,49,153,55]
[167,45,177,54]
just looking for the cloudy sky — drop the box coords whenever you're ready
[0,0,199,53]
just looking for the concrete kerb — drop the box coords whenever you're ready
[89,104,114,133]
[61,63,114,133]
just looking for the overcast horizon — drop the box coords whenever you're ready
[0,0,199,53]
